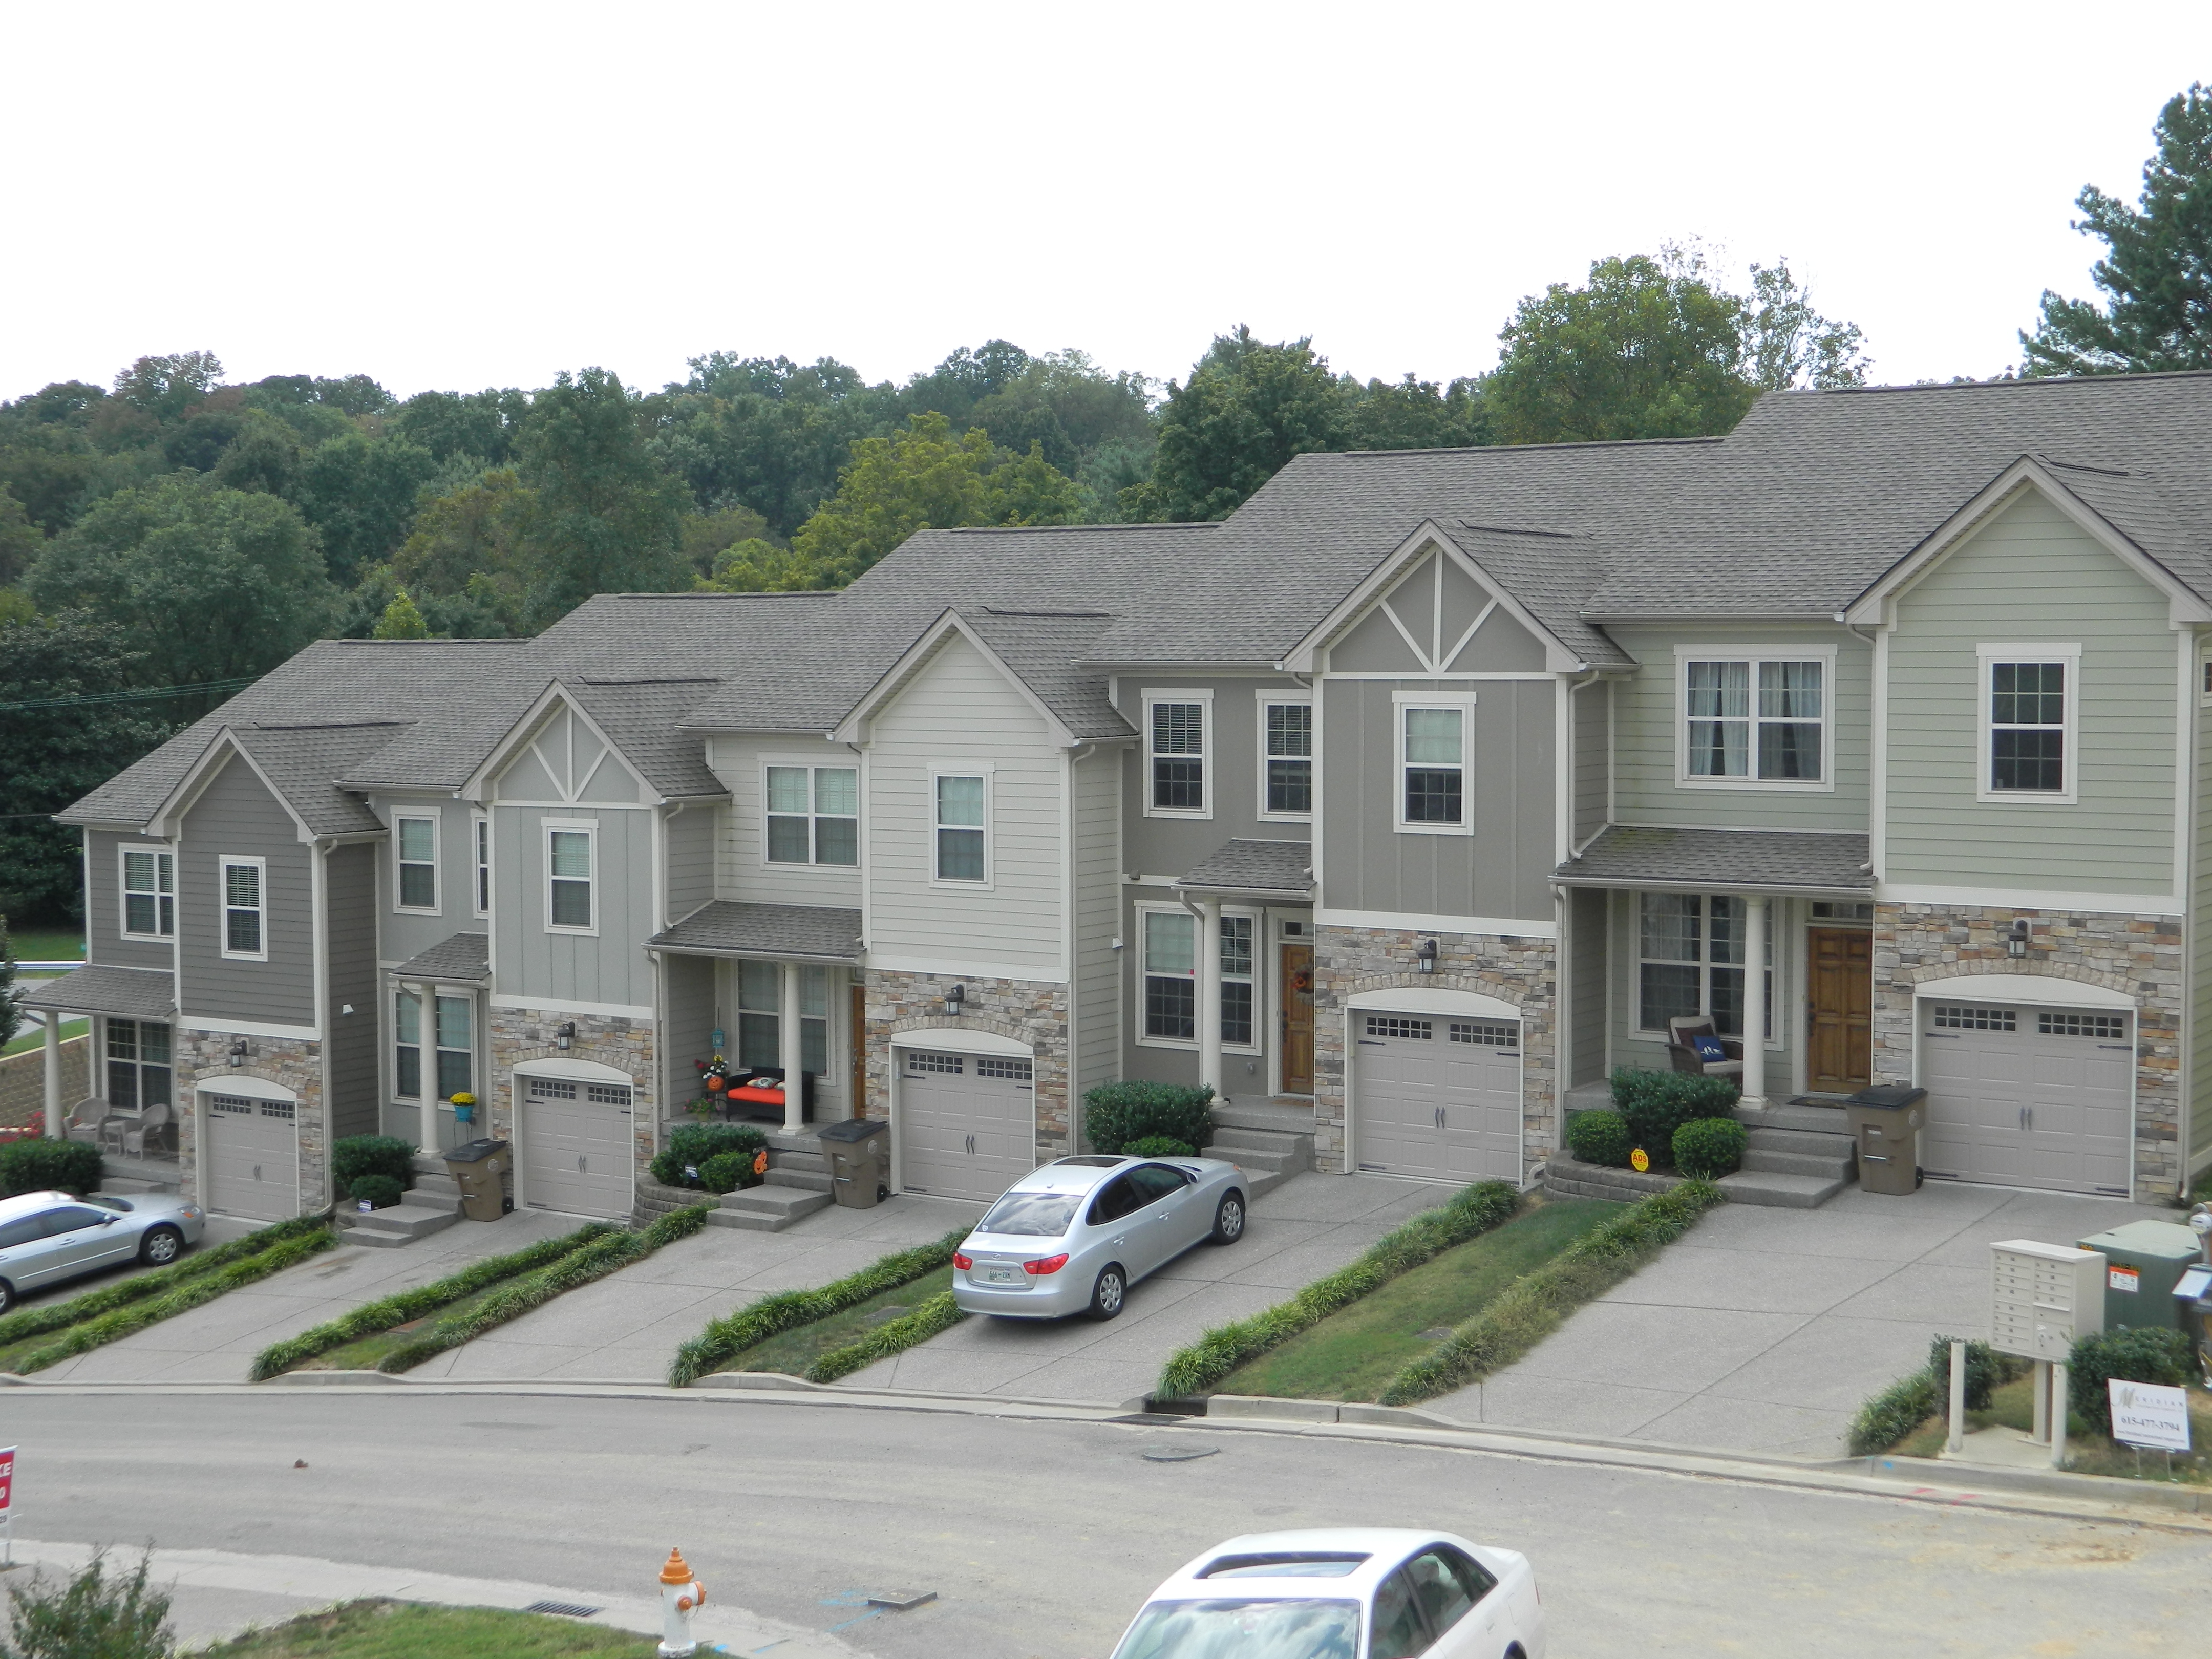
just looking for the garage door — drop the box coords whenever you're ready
[1920,1003,2133,1195]
[519,1077,634,1218]
[203,1093,298,1220]
[897,1050,1036,1202]
[1353,1013,1522,1182]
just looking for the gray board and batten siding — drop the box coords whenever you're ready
[176,754,315,1030]
[488,803,657,1011]
[1115,673,1316,883]
[324,842,381,1140]
[84,830,177,972]
[371,796,484,966]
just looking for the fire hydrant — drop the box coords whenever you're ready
[658,1547,705,1657]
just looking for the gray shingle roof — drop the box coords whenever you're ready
[647,901,864,963]
[958,609,1133,740]
[563,677,724,796]
[391,931,491,982]
[231,722,407,835]
[1560,826,1873,892]
[1176,838,1315,896]
[20,964,176,1019]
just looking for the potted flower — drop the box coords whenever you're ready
[450,1090,478,1126]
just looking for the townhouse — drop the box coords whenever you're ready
[29,371,2212,1219]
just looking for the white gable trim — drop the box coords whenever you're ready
[830,609,1081,748]
[147,730,317,844]
[463,681,657,805]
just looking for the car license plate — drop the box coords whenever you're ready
[980,1265,1018,1285]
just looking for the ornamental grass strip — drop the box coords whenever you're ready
[375,1204,712,1374]
[249,1221,622,1380]
[1376,1180,1725,1407]
[1155,1181,1521,1400]
[668,1229,969,1387]
[13,1224,338,1374]
[805,1290,964,1384]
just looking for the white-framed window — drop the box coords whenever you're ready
[1144,690,1211,817]
[472,813,491,916]
[1393,693,1475,834]
[931,770,989,885]
[395,814,438,911]
[2200,654,2212,706]
[1636,892,1774,1040]
[103,1018,172,1110]
[1258,694,1313,820]
[545,823,595,932]
[1220,913,1256,1047]
[120,846,174,938]
[734,961,829,1074]
[394,990,421,1098]
[219,856,266,959]
[395,990,473,1101]
[1137,904,1259,1049]
[1978,644,2078,803]
[764,763,859,866]
[1674,647,1833,790]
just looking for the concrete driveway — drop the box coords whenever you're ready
[847,1173,1440,1406]
[1432,1180,2172,1458]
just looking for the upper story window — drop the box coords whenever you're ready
[1682,655,1825,785]
[933,773,987,883]
[547,826,594,931]
[473,814,491,916]
[1261,699,1312,818]
[1395,695,1473,833]
[1982,648,2075,801]
[121,848,174,938]
[1146,692,1209,816]
[1637,892,1772,1039]
[395,815,438,910]
[766,765,859,866]
[219,857,265,959]
[105,1018,171,1110]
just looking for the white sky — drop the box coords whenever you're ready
[8,2,2211,405]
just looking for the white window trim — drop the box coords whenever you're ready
[1632,891,1781,1049]
[1671,644,1838,794]
[118,843,175,940]
[1976,642,2080,806]
[1133,900,1262,1053]
[393,812,441,914]
[759,757,863,870]
[927,763,994,891]
[2199,651,2212,708]
[543,819,599,937]
[1143,688,1214,820]
[472,811,491,918]
[218,855,268,961]
[1255,689,1314,823]
[1392,690,1477,836]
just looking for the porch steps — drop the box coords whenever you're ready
[766,1147,833,1192]
[338,1154,466,1247]
[1719,1103,1857,1208]
[1203,1104,1313,1202]
[708,1182,834,1232]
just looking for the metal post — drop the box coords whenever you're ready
[2051,1362,2070,1469]
[1740,895,1768,1107]
[42,1013,63,1139]
[780,962,804,1136]
[2031,1359,2050,1444]
[1947,1340,1967,1454]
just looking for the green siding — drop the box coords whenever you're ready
[1885,492,2178,894]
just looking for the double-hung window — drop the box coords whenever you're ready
[1681,653,1827,784]
[121,848,174,938]
[1147,694,1208,815]
[933,773,986,882]
[435,995,473,1099]
[1261,699,1312,818]
[1396,696,1473,832]
[104,1018,171,1111]
[1142,910,1196,1040]
[1981,647,2075,800]
[394,991,422,1099]
[734,962,828,1074]
[473,815,491,916]
[1637,894,1773,1039]
[396,815,437,910]
[765,765,859,866]
[395,991,472,1100]
[1220,914,1255,1047]
[547,826,594,930]
[219,857,265,959]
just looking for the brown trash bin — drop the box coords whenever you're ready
[444,1137,513,1221]
[1845,1087,1925,1196]
[817,1118,889,1209]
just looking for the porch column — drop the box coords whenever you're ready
[780,961,804,1135]
[404,981,435,1148]
[42,1011,63,1139]
[1197,898,1224,1103]
[1740,894,1769,1108]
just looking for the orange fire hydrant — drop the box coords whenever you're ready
[658,1547,706,1657]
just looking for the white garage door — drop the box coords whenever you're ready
[519,1077,634,1219]
[1920,1003,2133,1196]
[203,1093,299,1220]
[1353,1013,1523,1182]
[897,1050,1036,1202]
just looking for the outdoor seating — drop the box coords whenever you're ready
[121,1101,173,1159]
[63,1098,112,1145]
[99,1108,138,1154]
[1667,1016,1745,1079]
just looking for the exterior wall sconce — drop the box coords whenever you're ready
[1416,939,1439,974]
[2007,919,2031,958]
[557,1021,576,1051]
[945,983,966,1017]
[227,1038,250,1068]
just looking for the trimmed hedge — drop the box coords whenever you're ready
[1672,1117,1748,1179]
[1085,1082,1214,1157]
[1378,1182,1726,1406]
[651,1123,769,1190]
[697,1150,762,1195]
[1157,1181,1521,1399]
[2070,1327,2196,1436]
[331,1135,416,1195]
[0,1138,104,1198]
[1847,1335,2036,1455]
[1125,1136,1197,1159]
[1611,1069,1738,1166]
[1564,1109,1632,1168]
[806,1290,964,1384]
[348,1175,405,1210]
[669,1229,969,1387]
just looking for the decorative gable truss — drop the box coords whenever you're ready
[466,684,653,807]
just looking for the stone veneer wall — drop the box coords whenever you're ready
[1312,925,1558,1181]
[176,1031,329,1214]
[1873,902,2183,1200]
[486,1007,658,1211]
[863,970,1071,1157]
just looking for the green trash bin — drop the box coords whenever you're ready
[2076,1218,2202,1333]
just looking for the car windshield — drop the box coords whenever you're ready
[976,1191,1081,1236]
[84,1196,136,1214]
[1112,1599,1359,1659]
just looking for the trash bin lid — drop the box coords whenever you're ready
[816,1117,888,1143]
[446,1137,511,1162]
[1846,1086,1927,1109]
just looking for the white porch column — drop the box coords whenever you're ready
[1197,899,1224,1103]
[780,961,804,1135]
[404,982,435,1148]
[1740,894,1769,1107]
[42,1011,63,1139]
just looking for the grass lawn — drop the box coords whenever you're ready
[7,929,84,963]
[1219,1198,1618,1402]
[207,1600,655,1657]
[712,1264,955,1377]
[300,1279,516,1370]
[2,1017,87,1058]
[1895,1370,2212,1483]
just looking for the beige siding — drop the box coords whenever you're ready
[1572,679,1609,845]
[707,734,864,908]
[664,801,717,923]
[1072,745,1122,1104]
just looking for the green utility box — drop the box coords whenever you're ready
[2074,1219,2202,1333]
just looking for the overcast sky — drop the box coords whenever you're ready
[8,2,2210,406]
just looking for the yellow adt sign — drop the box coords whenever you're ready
[1630,1148,1650,1173]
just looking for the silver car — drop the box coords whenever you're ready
[0,1189,206,1312]
[953,1155,1247,1321]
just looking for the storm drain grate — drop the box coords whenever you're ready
[524,1601,603,1619]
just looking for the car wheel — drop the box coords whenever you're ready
[0,1281,13,1314]
[139,1225,184,1266]
[1088,1264,1126,1321]
[1210,1192,1246,1245]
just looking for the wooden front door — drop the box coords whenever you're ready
[1279,944,1315,1094]
[1806,927,1873,1091]
[849,983,868,1115]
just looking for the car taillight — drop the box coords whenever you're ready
[953,1252,973,1270]
[1023,1253,1069,1275]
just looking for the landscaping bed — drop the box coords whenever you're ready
[1887,1371,2212,1484]
[206,1599,655,1657]
[712,1265,955,1378]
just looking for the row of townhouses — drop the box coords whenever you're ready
[27,371,2212,1220]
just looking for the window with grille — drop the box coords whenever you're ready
[933,774,986,882]
[1148,699,1207,813]
[1143,909,1196,1040]
[907,1052,963,1075]
[1450,1022,1518,1047]
[586,1083,633,1104]
[1637,894,1773,1037]
[1987,657,2070,795]
[765,766,859,866]
[1684,658,1824,782]
[1263,701,1312,816]
[396,816,437,909]
[260,1100,295,1121]
[548,827,593,929]
[976,1058,1033,1082]
[1365,1016,1433,1040]
[1931,1006,2016,1031]
[1400,706,1465,826]
[104,1019,171,1112]
[208,1096,255,1115]
[394,992,421,1098]
[529,1078,579,1099]
[2037,1012,2126,1039]
[121,848,174,937]
[473,815,492,915]
[1221,915,1255,1047]
[221,858,265,958]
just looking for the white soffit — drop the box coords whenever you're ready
[1347,986,1521,1020]
[1911,973,2133,1012]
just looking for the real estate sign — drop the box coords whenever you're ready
[0,1446,13,1513]
[2107,1381,2192,1452]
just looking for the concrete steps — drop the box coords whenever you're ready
[1716,1169,1848,1208]
[1721,1103,1856,1207]
[338,1201,462,1248]
[707,1182,833,1232]
[1204,1103,1313,1203]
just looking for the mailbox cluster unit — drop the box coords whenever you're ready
[1990,1239,2106,1360]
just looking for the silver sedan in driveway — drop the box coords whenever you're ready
[953,1155,1247,1321]
[0,1189,206,1312]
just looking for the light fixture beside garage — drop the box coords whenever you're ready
[945,983,966,1017]
[2008,919,2031,958]
[1416,939,1439,974]
[557,1021,576,1051]
[227,1038,251,1068]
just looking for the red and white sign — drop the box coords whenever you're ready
[0,1447,14,1514]
[2110,1265,2140,1293]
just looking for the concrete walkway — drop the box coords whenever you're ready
[1433,1180,2172,1457]
[850,1173,1441,1405]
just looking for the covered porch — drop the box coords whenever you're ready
[1166,837,1316,1107]
[19,964,184,1188]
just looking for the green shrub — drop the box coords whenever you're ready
[2069,1326,2196,1436]
[807,1290,965,1383]
[347,1174,404,1210]
[1672,1116,1748,1178]
[1848,1366,1942,1456]
[0,1137,104,1197]
[697,1150,763,1194]
[1927,1333,2025,1415]
[3,1547,173,1659]
[1610,1068,1738,1165]
[1124,1135,1196,1159]
[1564,1109,1632,1167]
[1085,1081,1214,1156]
[331,1134,416,1195]
[651,1122,769,1188]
